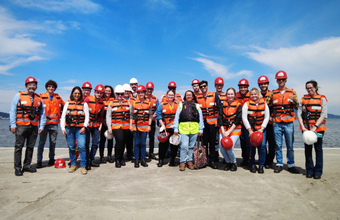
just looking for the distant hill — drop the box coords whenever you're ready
[0,112,9,119]
[328,113,340,119]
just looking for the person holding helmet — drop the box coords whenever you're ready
[161,81,183,103]
[258,75,276,169]
[123,83,135,160]
[173,90,204,171]
[196,80,221,169]
[192,79,201,96]
[218,87,242,172]
[236,78,250,167]
[10,76,46,176]
[298,80,327,179]
[156,90,180,167]
[145,82,159,160]
[36,80,65,168]
[99,85,115,164]
[266,70,299,174]
[130,85,152,168]
[242,88,270,173]
[82,82,92,98]
[84,84,105,169]
[61,86,89,175]
[129,78,138,98]
[106,85,132,168]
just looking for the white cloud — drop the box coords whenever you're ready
[145,0,176,10]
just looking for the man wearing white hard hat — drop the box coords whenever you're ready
[130,78,138,98]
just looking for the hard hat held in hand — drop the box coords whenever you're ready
[169,134,181,146]
[250,131,264,147]
[221,136,233,150]
[54,158,66,168]
[303,130,318,145]
[157,131,169,143]
[104,130,114,140]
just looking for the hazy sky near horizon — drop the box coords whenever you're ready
[0,0,339,113]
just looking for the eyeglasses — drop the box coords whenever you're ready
[200,85,207,89]
[306,87,314,90]
[116,93,124,96]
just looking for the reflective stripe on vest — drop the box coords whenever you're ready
[133,100,150,132]
[246,98,266,131]
[16,92,41,126]
[197,91,218,125]
[272,88,296,123]
[300,94,327,132]
[65,101,85,127]
[40,92,63,125]
[219,100,241,135]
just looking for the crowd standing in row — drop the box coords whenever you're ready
[10,71,327,180]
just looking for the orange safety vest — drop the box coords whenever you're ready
[271,88,296,123]
[40,92,64,125]
[246,98,266,131]
[197,91,218,125]
[110,100,131,130]
[219,100,241,136]
[16,92,41,126]
[161,102,179,129]
[161,93,183,103]
[87,96,104,127]
[146,95,157,121]
[65,100,85,127]
[236,91,250,106]
[132,100,151,132]
[218,92,227,104]
[300,94,327,132]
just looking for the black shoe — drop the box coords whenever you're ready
[240,160,248,167]
[100,157,107,164]
[148,153,156,160]
[91,161,100,167]
[169,158,177,167]
[208,161,218,169]
[250,165,257,173]
[141,159,148,167]
[36,162,42,169]
[230,163,237,172]
[120,160,126,166]
[265,164,272,169]
[23,166,37,173]
[134,159,139,168]
[258,166,264,174]
[306,173,313,178]
[86,163,91,170]
[115,160,121,168]
[15,169,23,176]
[274,166,283,173]
[107,156,114,163]
[314,174,321,179]
[222,159,227,164]
[288,167,300,174]
[158,159,163,167]
[224,163,232,171]
[48,159,55,166]
[126,156,133,161]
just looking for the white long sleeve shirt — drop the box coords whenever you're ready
[60,101,89,130]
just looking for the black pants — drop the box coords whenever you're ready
[203,121,217,162]
[14,125,38,169]
[99,124,114,157]
[265,123,276,165]
[158,128,178,160]
[148,120,156,154]
[124,129,133,158]
[240,124,249,163]
[112,128,131,161]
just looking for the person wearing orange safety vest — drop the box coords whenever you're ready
[218,87,242,172]
[129,85,153,168]
[192,79,202,97]
[10,76,46,176]
[36,80,65,169]
[161,81,183,103]
[196,80,221,169]
[266,70,299,174]
[298,80,327,179]
[214,77,226,161]
[123,83,135,160]
[84,84,105,170]
[257,75,276,169]
[236,78,251,167]
[99,85,115,164]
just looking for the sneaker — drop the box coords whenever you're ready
[68,165,77,173]
[274,166,283,173]
[313,174,321,179]
[80,167,87,175]
[288,167,300,174]
[306,173,313,178]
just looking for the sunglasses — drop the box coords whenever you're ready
[200,85,207,89]
[277,79,286,82]
[116,93,124,96]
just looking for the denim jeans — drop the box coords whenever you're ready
[66,127,86,167]
[305,131,324,176]
[219,133,238,163]
[180,133,198,163]
[37,125,58,162]
[274,122,295,167]
[244,129,267,166]
[133,131,147,159]
[86,127,100,162]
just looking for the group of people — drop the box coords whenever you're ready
[10,70,327,180]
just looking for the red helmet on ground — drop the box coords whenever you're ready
[258,75,269,84]
[275,70,287,79]
[250,131,264,147]
[238,78,249,86]
[137,85,146,92]
[94,84,104,92]
[221,136,233,150]
[192,79,200,85]
[25,76,37,86]
[157,131,169,143]
[215,77,224,85]
[168,81,177,88]
[82,82,92,89]
[54,158,66,168]
[146,82,154,89]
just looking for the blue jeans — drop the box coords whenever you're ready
[180,133,198,163]
[86,127,100,162]
[66,127,86,167]
[219,134,238,163]
[274,122,295,167]
[37,125,58,162]
[244,130,267,166]
[133,131,147,159]
[305,131,324,176]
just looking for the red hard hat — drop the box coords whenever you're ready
[146,82,154,89]
[54,158,66,168]
[168,81,177,88]
[238,78,249,86]
[250,131,264,147]
[25,76,37,85]
[157,131,169,143]
[82,82,92,89]
[221,136,233,150]
[258,75,269,84]
[137,85,146,92]
[94,84,104,92]
[215,77,224,85]
[192,79,200,85]
[275,70,287,79]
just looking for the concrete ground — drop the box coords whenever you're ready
[1,147,340,220]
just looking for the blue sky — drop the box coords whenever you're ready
[1,0,340,114]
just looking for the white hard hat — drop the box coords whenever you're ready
[104,130,113,140]
[302,130,317,145]
[169,134,181,146]
[123,83,133,92]
[114,85,125,94]
[130,78,138,84]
